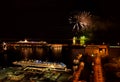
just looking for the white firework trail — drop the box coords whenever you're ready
[74,11,92,31]
[73,23,80,31]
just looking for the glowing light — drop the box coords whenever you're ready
[80,62,84,67]
[77,54,82,60]
[73,59,79,64]
[3,42,7,50]
[50,65,54,68]
[73,66,78,71]
[92,62,94,66]
[51,44,62,54]
[73,37,77,45]
[117,42,120,45]
[24,39,28,42]
[102,42,105,45]
[71,11,94,44]
[80,36,86,45]
[74,11,92,31]
[91,54,94,57]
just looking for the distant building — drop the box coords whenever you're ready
[85,45,109,57]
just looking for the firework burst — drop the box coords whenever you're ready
[74,11,92,31]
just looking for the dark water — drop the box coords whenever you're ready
[0,46,85,69]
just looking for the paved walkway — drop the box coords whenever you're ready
[94,56,104,82]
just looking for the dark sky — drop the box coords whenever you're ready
[1,0,120,43]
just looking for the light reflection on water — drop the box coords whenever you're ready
[18,45,63,61]
[21,48,32,60]
[0,46,85,69]
[36,48,44,55]
[19,47,50,61]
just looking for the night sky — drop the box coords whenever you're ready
[1,0,120,43]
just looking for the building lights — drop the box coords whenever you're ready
[80,36,86,45]
[73,37,77,45]
[72,35,87,46]
[24,39,28,42]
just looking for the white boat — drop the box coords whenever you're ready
[13,60,67,70]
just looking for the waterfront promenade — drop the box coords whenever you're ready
[94,55,104,82]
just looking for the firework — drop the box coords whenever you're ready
[70,11,94,44]
[74,11,92,31]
